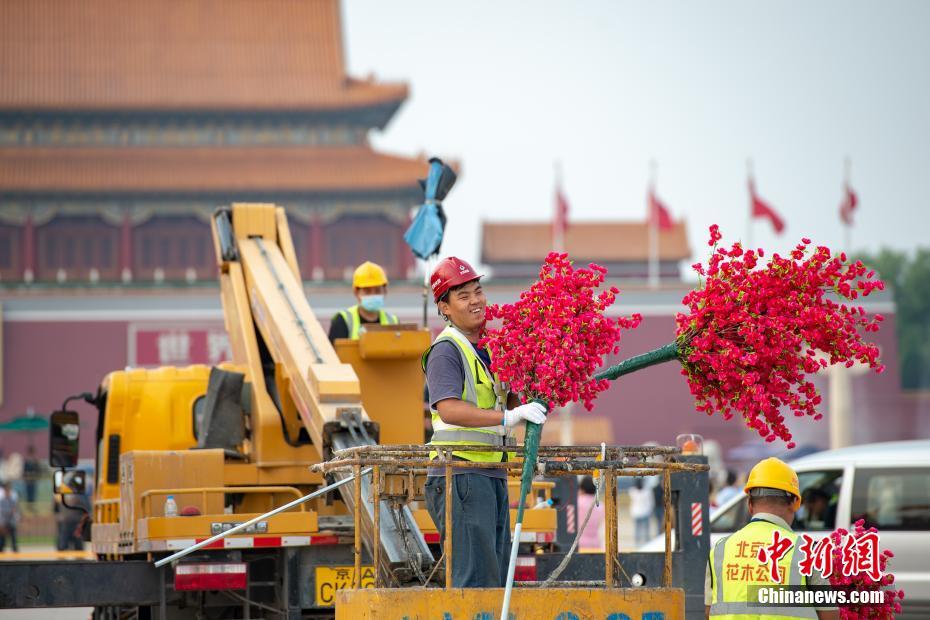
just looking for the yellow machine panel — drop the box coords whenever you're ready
[231,202,277,241]
[118,449,225,547]
[335,587,685,619]
[137,511,316,541]
[356,329,430,360]
[334,329,431,446]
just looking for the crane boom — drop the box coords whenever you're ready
[210,203,432,581]
[212,204,377,461]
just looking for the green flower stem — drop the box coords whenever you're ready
[515,398,548,526]
[593,341,680,381]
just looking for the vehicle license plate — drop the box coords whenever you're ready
[315,565,375,606]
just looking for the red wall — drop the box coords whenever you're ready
[2,321,129,458]
[1,311,922,463]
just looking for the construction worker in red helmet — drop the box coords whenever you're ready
[327,261,398,344]
[421,256,547,587]
[706,457,838,619]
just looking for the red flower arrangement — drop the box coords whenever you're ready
[674,225,885,447]
[488,236,886,599]
[828,520,905,618]
[484,227,884,449]
[486,252,643,598]
[481,252,642,410]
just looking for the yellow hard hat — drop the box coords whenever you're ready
[744,457,801,510]
[352,261,388,289]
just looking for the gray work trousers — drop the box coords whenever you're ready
[424,473,511,587]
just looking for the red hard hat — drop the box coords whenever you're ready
[430,257,483,302]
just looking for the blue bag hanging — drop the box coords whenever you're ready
[404,158,454,259]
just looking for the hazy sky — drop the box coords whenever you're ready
[343,0,930,274]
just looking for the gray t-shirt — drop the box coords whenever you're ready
[425,340,506,479]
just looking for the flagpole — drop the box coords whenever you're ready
[746,159,754,251]
[554,160,564,252]
[648,160,659,289]
[843,157,852,253]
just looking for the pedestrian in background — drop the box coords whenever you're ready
[0,480,21,552]
[576,475,605,552]
[629,477,655,546]
[54,493,87,551]
[714,469,741,508]
[22,445,41,512]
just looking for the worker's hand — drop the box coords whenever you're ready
[503,402,547,427]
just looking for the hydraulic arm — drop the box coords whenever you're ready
[210,203,432,580]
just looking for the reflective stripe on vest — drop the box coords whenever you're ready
[423,325,508,463]
[430,429,517,447]
[339,305,399,340]
[709,520,816,619]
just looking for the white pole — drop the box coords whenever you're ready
[648,160,659,288]
[843,157,852,253]
[818,353,867,450]
[500,522,523,620]
[746,159,754,251]
[422,256,431,329]
[559,403,573,446]
[554,160,564,253]
[828,365,853,450]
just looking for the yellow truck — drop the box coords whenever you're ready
[2,203,563,619]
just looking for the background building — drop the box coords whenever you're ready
[0,0,923,466]
[0,0,422,285]
[482,220,690,280]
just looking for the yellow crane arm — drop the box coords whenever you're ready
[211,204,378,462]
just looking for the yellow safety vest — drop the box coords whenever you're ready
[709,519,817,619]
[421,325,512,463]
[338,305,399,340]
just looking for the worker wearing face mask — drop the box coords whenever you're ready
[327,261,398,343]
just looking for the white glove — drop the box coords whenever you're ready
[503,402,547,427]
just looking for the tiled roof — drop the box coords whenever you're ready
[0,0,407,111]
[482,221,691,263]
[0,147,426,193]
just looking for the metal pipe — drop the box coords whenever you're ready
[153,468,372,568]
[317,460,705,476]
[444,460,453,589]
[330,444,679,458]
[663,469,672,587]
[512,580,608,588]
[371,465,381,589]
[318,459,524,472]
[604,470,617,588]
[353,464,362,588]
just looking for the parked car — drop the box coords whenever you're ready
[642,440,930,617]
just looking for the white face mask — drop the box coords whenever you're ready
[359,294,384,313]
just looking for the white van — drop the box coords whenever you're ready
[646,440,930,616]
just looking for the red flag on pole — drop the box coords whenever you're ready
[749,177,785,234]
[839,183,858,226]
[648,188,674,230]
[552,186,569,251]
